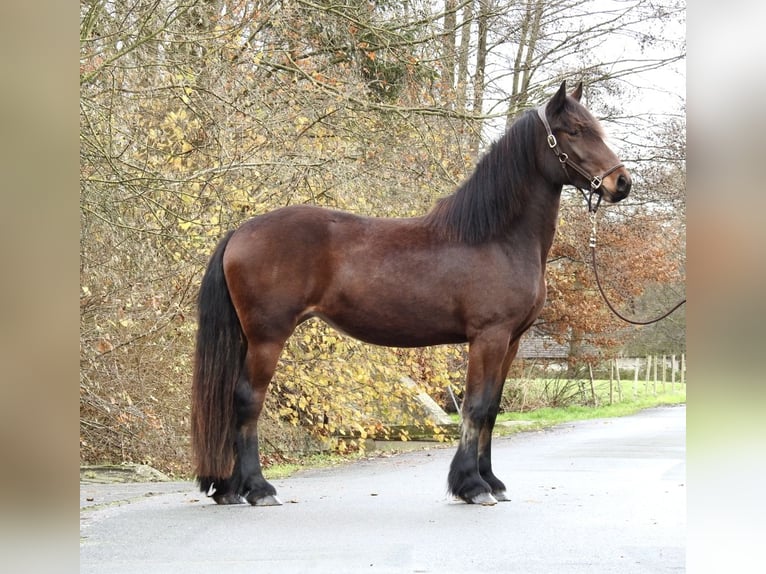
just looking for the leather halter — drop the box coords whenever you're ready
[536,104,624,213]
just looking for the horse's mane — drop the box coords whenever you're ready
[424,109,539,244]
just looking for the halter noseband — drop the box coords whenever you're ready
[536,104,623,213]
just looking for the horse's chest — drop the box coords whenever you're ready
[498,260,547,317]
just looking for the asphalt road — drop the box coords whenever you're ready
[80,405,685,574]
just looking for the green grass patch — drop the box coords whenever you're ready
[498,392,685,424]
[449,378,685,432]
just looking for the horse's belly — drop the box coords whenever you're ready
[312,298,467,348]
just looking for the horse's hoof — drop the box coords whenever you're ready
[493,490,511,502]
[470,492,498,506]
[249,494,283,507]
[213,493,245,505]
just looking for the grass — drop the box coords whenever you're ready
[498,392,685,425]
[452,378,686,434]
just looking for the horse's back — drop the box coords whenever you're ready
[228,205,345,246]
[225,204,424,267]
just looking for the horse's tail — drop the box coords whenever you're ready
[191,230,245,488]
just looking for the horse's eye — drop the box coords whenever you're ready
[567,128,581,137]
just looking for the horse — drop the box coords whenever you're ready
[191,81,631,506]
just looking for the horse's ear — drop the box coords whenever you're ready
[570,81,583,102]
[546,81,568,115]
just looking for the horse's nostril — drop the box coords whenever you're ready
[617,174,631,194]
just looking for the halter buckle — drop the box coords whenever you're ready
[547,134,557,148]
[590,175,602,190]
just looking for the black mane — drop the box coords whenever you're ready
[425,110,539,244]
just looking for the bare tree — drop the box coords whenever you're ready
[455,0,474,111]
[442,0,458,95]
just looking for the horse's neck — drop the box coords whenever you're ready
[511,182,563,264]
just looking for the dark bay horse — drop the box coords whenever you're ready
[191,81,631,506]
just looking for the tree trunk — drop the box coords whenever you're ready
[456,0,474,112]
[470,0,489,153]
[442,0,457,101]
[507,0,545,125]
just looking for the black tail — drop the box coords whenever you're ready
[191,230,245,486]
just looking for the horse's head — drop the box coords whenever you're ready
[538,81,631,206]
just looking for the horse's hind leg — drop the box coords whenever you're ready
[207,374,255,505]
[233,340,286,506]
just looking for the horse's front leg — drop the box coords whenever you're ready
[476,416,507,502]
[476,339,520,502]
[448,329,510,505]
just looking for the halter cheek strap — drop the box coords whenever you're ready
[536,104,623,213]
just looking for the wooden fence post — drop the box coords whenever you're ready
[681,353,686,385]
[615,359,623,402]
[671,354,677,392]
[652,355,658,396]
[645,355,651,395]
[662,355,667,393]
[633,358,639,399]
[609,360,614,405]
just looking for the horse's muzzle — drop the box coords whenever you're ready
[605,172,631,203]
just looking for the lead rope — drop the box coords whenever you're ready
[588,211,686,325]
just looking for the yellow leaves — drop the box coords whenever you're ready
[267,320,461,452]
[137,105,204,173]
[95,337,113,354]
[164,108,188,124]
